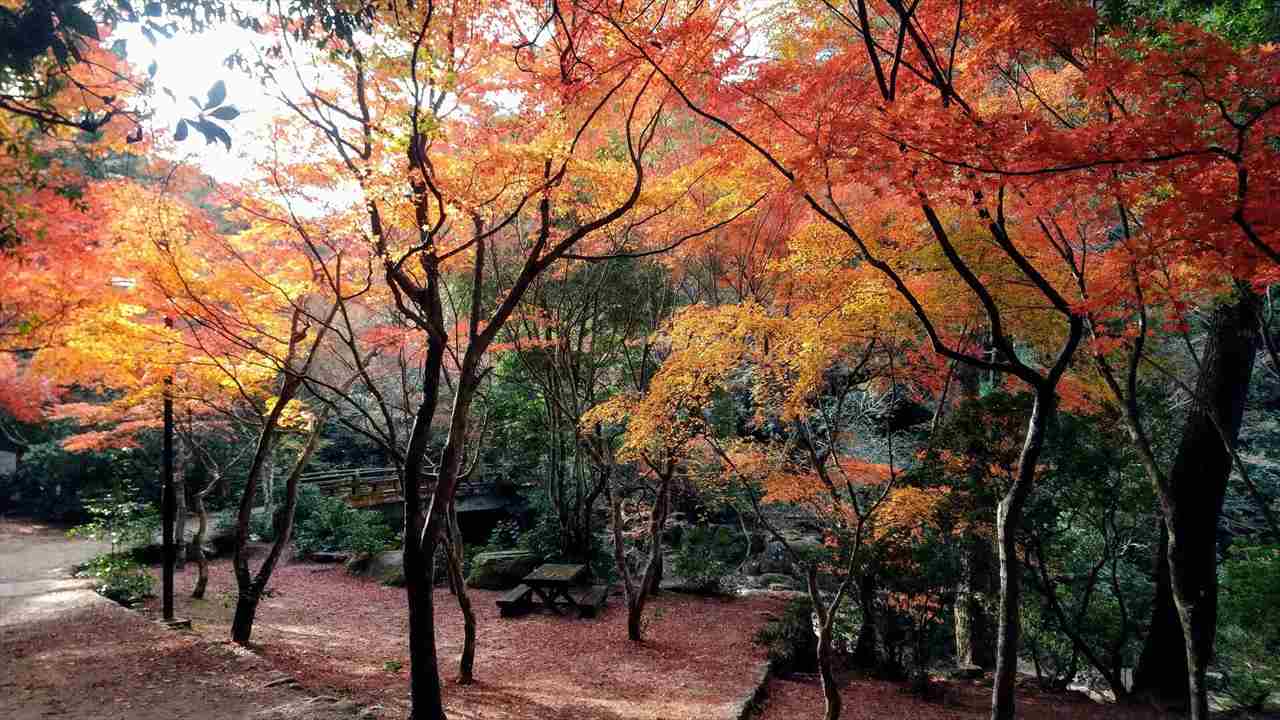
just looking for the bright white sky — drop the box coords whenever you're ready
[115,22,283,182]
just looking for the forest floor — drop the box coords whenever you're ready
[143,556,784,719]
[754,674,1173,720]
[4,521,1227,720]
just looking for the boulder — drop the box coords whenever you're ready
[946,665,985,681]
[759,572,800,590]
[756,541,793,575]
[661,519,691,546]
[465,550,542,590]
[346,549,403,585]
[756,536,825,575]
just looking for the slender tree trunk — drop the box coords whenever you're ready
[818,622,841,720]
[953,354,996,670]
[191,476,214,599]
[804,565,845,720]
[402,328,448,720]
[1132,522,1186,705]
[610,472,671,642]
[445,504,476,684]
[991,389,1055,720]
[1132,294,1259,718]
[231,391,329,644]
[174,438,188,568]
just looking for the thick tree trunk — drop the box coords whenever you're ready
[1132,523,1186,705]
[406,532,446,720]
[402,344,448,720]
[852,572,878,669]
[955,535,996,669]
[1132,294,1259,718]
[991,389,1055,720]
[818,623,841,720]
[230,587,261,644]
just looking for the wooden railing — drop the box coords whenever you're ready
[299,466,502,509]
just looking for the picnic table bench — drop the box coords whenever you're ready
[494,563,609,619]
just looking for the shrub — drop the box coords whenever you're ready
[1217,545,1280,711]
[483,519,522,553]
[67,479,159,553]
[671,525,739,594]
[289,484,396,556]
[755,597,818,674]
[76,554,154,606]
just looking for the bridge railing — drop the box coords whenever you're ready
[299,466,504,508]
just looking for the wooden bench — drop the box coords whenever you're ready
[496,584,534,617]
[570,585,609,618]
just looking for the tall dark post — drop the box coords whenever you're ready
[162,315,175,621]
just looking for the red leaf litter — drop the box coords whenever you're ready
[145,559,784,719]
[756,675,1170,720]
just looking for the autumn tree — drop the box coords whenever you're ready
[244,0,758,713]
[593,1,1279,717]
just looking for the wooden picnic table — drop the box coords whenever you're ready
[521,563,587,615]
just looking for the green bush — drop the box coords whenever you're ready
[291,484,396,556]
[755,597,818,674]
[483,519,522,553]
[76,554,154,606]
[672,525,739,594]
[1217,545,1280,711]
[67,479,159,553]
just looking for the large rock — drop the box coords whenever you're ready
[346,549,404,585]
[466,550,541,590]
[755,536,824,575]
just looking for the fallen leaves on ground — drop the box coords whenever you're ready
[146,558,783,719]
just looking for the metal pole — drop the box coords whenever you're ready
[162,315,175,621]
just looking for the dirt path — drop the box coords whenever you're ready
[0,518,369,720]
[0,517,110,626]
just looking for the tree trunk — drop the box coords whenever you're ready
[991,389,1056,720]
[852,572,878,669]
[406,532,446,720]
[610,471,671,642]
[230,586,261,644]
[818,622,841,720]
[174,439,188,569]
[955,535,996,669]
[1132,522,1186,706]
[191,481,212,599]
[445,505,476,684]
[230,389,328,645]
[1132,293,1259,718]
[803,566,844,720]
